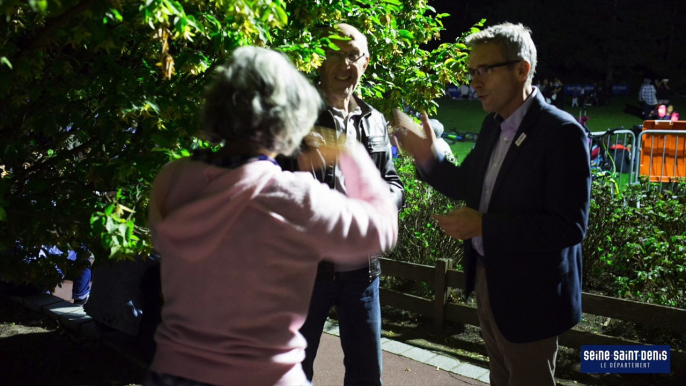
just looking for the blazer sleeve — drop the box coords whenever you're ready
[418,121,493,203]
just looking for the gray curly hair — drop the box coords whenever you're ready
[202,46,323,155]
[466,23,537,85]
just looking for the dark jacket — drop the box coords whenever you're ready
[421,91,591,343]
[279,95,404,280]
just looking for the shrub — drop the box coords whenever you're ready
[585,176,686,308]
[387,164,686,309]
[384,154,464,268]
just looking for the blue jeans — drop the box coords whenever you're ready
[300,267,382,386]
[71,264,92,300]
[44,246,91,300]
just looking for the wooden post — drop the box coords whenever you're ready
[433,258,453,332]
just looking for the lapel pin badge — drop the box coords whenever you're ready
[515,133,527,147]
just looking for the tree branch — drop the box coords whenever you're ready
[17,0,100,60]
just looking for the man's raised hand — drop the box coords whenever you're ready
[392,111,437,164]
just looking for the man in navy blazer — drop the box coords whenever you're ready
[397,23,590,385]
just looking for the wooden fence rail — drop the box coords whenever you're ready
[379,257,686,375]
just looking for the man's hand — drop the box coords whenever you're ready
[393,111,436,164]
[431,207,483,240]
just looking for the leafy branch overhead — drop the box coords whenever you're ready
[0,0,477,288]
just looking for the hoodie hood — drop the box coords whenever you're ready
[148,158,279,263]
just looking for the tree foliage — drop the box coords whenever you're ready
[0,0,478,289]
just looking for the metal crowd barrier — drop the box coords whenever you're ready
[588,129,637,185]
[633,129,686,191]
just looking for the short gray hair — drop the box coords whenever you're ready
[202,46,323,155]
[328,23,369,56]
[465,23,537,84]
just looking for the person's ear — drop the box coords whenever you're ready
[362,54,370,71]
[517,61,531,82]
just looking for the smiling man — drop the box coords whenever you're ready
[290,23,404,385]
[396,23,591,385]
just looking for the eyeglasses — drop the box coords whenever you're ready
[325,50,367,64]
[467,60,521,77]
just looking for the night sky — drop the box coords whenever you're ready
[428,0,686,89]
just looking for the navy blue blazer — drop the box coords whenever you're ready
[423,91,591,343]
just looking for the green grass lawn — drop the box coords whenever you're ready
[433,94,686,166]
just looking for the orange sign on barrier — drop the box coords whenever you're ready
[640,121,686,183]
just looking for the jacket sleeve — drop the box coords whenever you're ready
[419,154,473,202]
[417,122,491,202]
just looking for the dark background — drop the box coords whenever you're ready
[429,0,686,92]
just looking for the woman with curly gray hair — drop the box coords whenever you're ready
[146,46,398,386]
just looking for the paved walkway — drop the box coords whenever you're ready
[14,281,490,385]
[313,320,489,385]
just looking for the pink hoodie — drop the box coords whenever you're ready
[148,145,398,385]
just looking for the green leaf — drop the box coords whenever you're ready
[119,223,129,237]
[274,6,288,25]
[163,0,184,15]
[109,245,121,258]
[0,57,12,70]
[145,101,161,115]
[28,0,48,13]
[105,217,118,233]
[327,34,352,42]
[398,30,414,40]
[0,207,6,221]
[381,0,401,5]
[110,8,123,22]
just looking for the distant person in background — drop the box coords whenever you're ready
[541,79,552,104]
[145,46,398,386]
[429,119,456,164]
[461,83,470,100]
[588,83,599,106]
[638,78,658,119]
[40,246,92,305]
[596,81,608,106]
[571,86,580,107]
[665,105,679,121]
[655,78,671,105]
[647,104,662,120]
[551,77,564,107]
